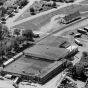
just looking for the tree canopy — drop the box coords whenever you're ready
[0,23,3,39]
[2,25,10,36]
[0,0,5,5]
[14,28,20,36]
[22,29,34,41]
[82,51,88,57]
[73,62,86,80]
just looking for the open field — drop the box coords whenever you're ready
[14,6,54,22]
[12,3,88,33]
[12,13,51,31]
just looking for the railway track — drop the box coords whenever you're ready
[35,15,88,44]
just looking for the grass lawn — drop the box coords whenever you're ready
[14,1,59,22]
[14,10,31,22]
[79,0,88,4]
[12,4,88,32]
[12,13,51,31]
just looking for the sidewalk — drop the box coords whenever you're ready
[10,0,84,28]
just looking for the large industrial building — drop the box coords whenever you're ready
[1,45,69,83]
[1,36,78,84]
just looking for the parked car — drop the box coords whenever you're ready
[1,21,6,24]
[74,33,82,38]
[77,28,87,35]
[74,39,83,46]
[1,17,6,21]
[84,27,88,32]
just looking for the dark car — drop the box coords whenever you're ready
[74,33,82,38]
[77,28,87,35]
[84,27,88,32]
[1,17,6,21]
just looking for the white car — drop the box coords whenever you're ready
[74,33,82,38]
[74,39,83,46]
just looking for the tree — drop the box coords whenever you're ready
[5,41,16,57]
[2,25,10,36]
[0,42,7,61]
[17,0,28,8]
[0,23,2,29]
[0,23,3,39]
[21,0,28,6]
[72,62,86,80]
[30,7,35,15]
[22,29,34,41]
[0,0,5,5]
[1,7,7,16]
[10,38,20,52]
[14,28,20,36]
[82,51,88,57]
[15,36,26,44]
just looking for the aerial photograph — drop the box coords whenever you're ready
[0,0,88,88]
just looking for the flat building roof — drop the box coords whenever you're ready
[24,44,69,61]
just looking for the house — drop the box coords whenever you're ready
[59,11,81,24]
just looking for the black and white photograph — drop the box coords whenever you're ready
[0,0,88,88]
